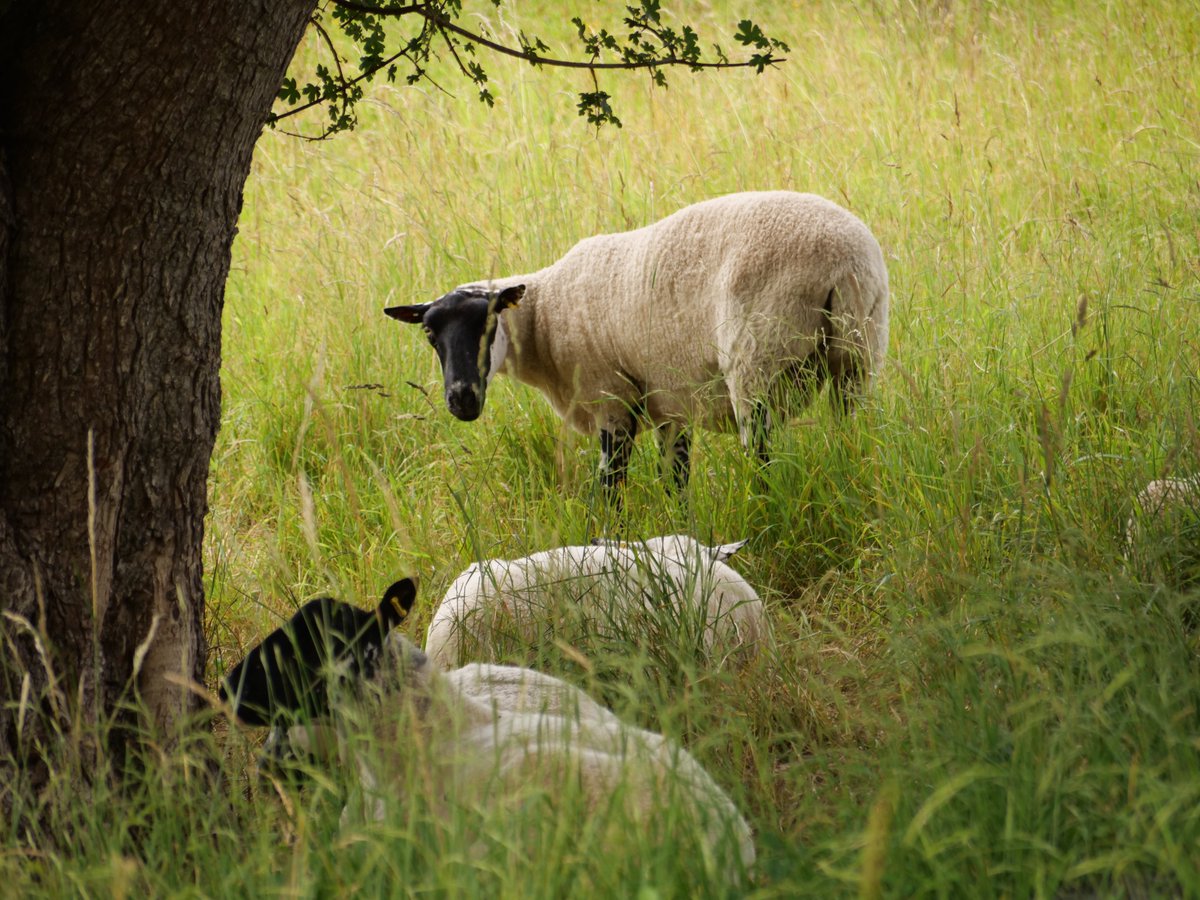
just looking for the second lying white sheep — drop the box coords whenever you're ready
[425,534,768,668]
[288,638,755,885]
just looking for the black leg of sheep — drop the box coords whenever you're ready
[599,424,637,495]
[655,422,690,494]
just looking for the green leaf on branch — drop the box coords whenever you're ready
[278,78,300,105]
[735,19,768,49]
[578,91,622,128]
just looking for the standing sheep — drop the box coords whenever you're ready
[424,534,768,669]
[385,191,889,490]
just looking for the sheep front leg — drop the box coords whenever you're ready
[598,422,636,494]
[728,365,772,469]
[735,401,772,468]
[656,422,690,493]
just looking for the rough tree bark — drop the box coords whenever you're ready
[0,0,316,780]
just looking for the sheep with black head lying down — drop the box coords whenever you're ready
[386,190,889,491]
[267,661,621,775]
[219,578,417,773]
[287,636,755,884]
[424,534,768,669]
[219,578,417,728]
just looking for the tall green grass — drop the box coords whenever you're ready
[6,0,1199,895]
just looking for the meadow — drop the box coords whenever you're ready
[11,0,1200,895]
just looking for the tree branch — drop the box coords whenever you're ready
[275,2,787,132]
[312,17,351,96]
[435,16,473,81]
[329,0,784,72]
[329,0,430,15]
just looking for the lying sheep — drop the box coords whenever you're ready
[424,534,767,668]
[1126,477,1200,592]
[385,190,889,491]
[261,659,621,778]
[443,660,616,723]
[298,636,756,884]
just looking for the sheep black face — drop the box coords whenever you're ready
[219,577,418,728]
[385,285,525,422]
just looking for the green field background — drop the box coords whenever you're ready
[12,1,1200,896]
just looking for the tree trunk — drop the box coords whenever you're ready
[0,0,315,783]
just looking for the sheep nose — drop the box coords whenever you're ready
[446,381,482,421]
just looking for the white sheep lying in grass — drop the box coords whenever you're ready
[285,638,756,884]
[1126,477,1200,591]
[386,190,889,491]
[424,534,768,669]
[1126,478,1200,540]
[444,660,616,722]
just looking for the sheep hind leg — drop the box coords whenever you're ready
[824,276,877,416]
[656,422,690,493]
[827,351,865,416]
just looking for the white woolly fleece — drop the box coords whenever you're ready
[424,535,768,670]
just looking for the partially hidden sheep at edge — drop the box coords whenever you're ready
[283,636,756,885]
[385,190,890,490]
[424,534,768,669]
[1126,477,1200,591]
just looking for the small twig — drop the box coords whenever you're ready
[272,47,409,122]
[312,17,351,96]
[274,126,339,142]
[434,18,473,80]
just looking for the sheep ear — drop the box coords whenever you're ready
[384,303,431,324]
[495,284,525,311]
[381,577,418,625]
[710,539,748,561]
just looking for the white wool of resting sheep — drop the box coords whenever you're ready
[289,639,755,882]
[443,660,617,722]
[1126,478,1200,542]
[424,535,768,669]
[476,190,889,443]
[1125,477,1200,587]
